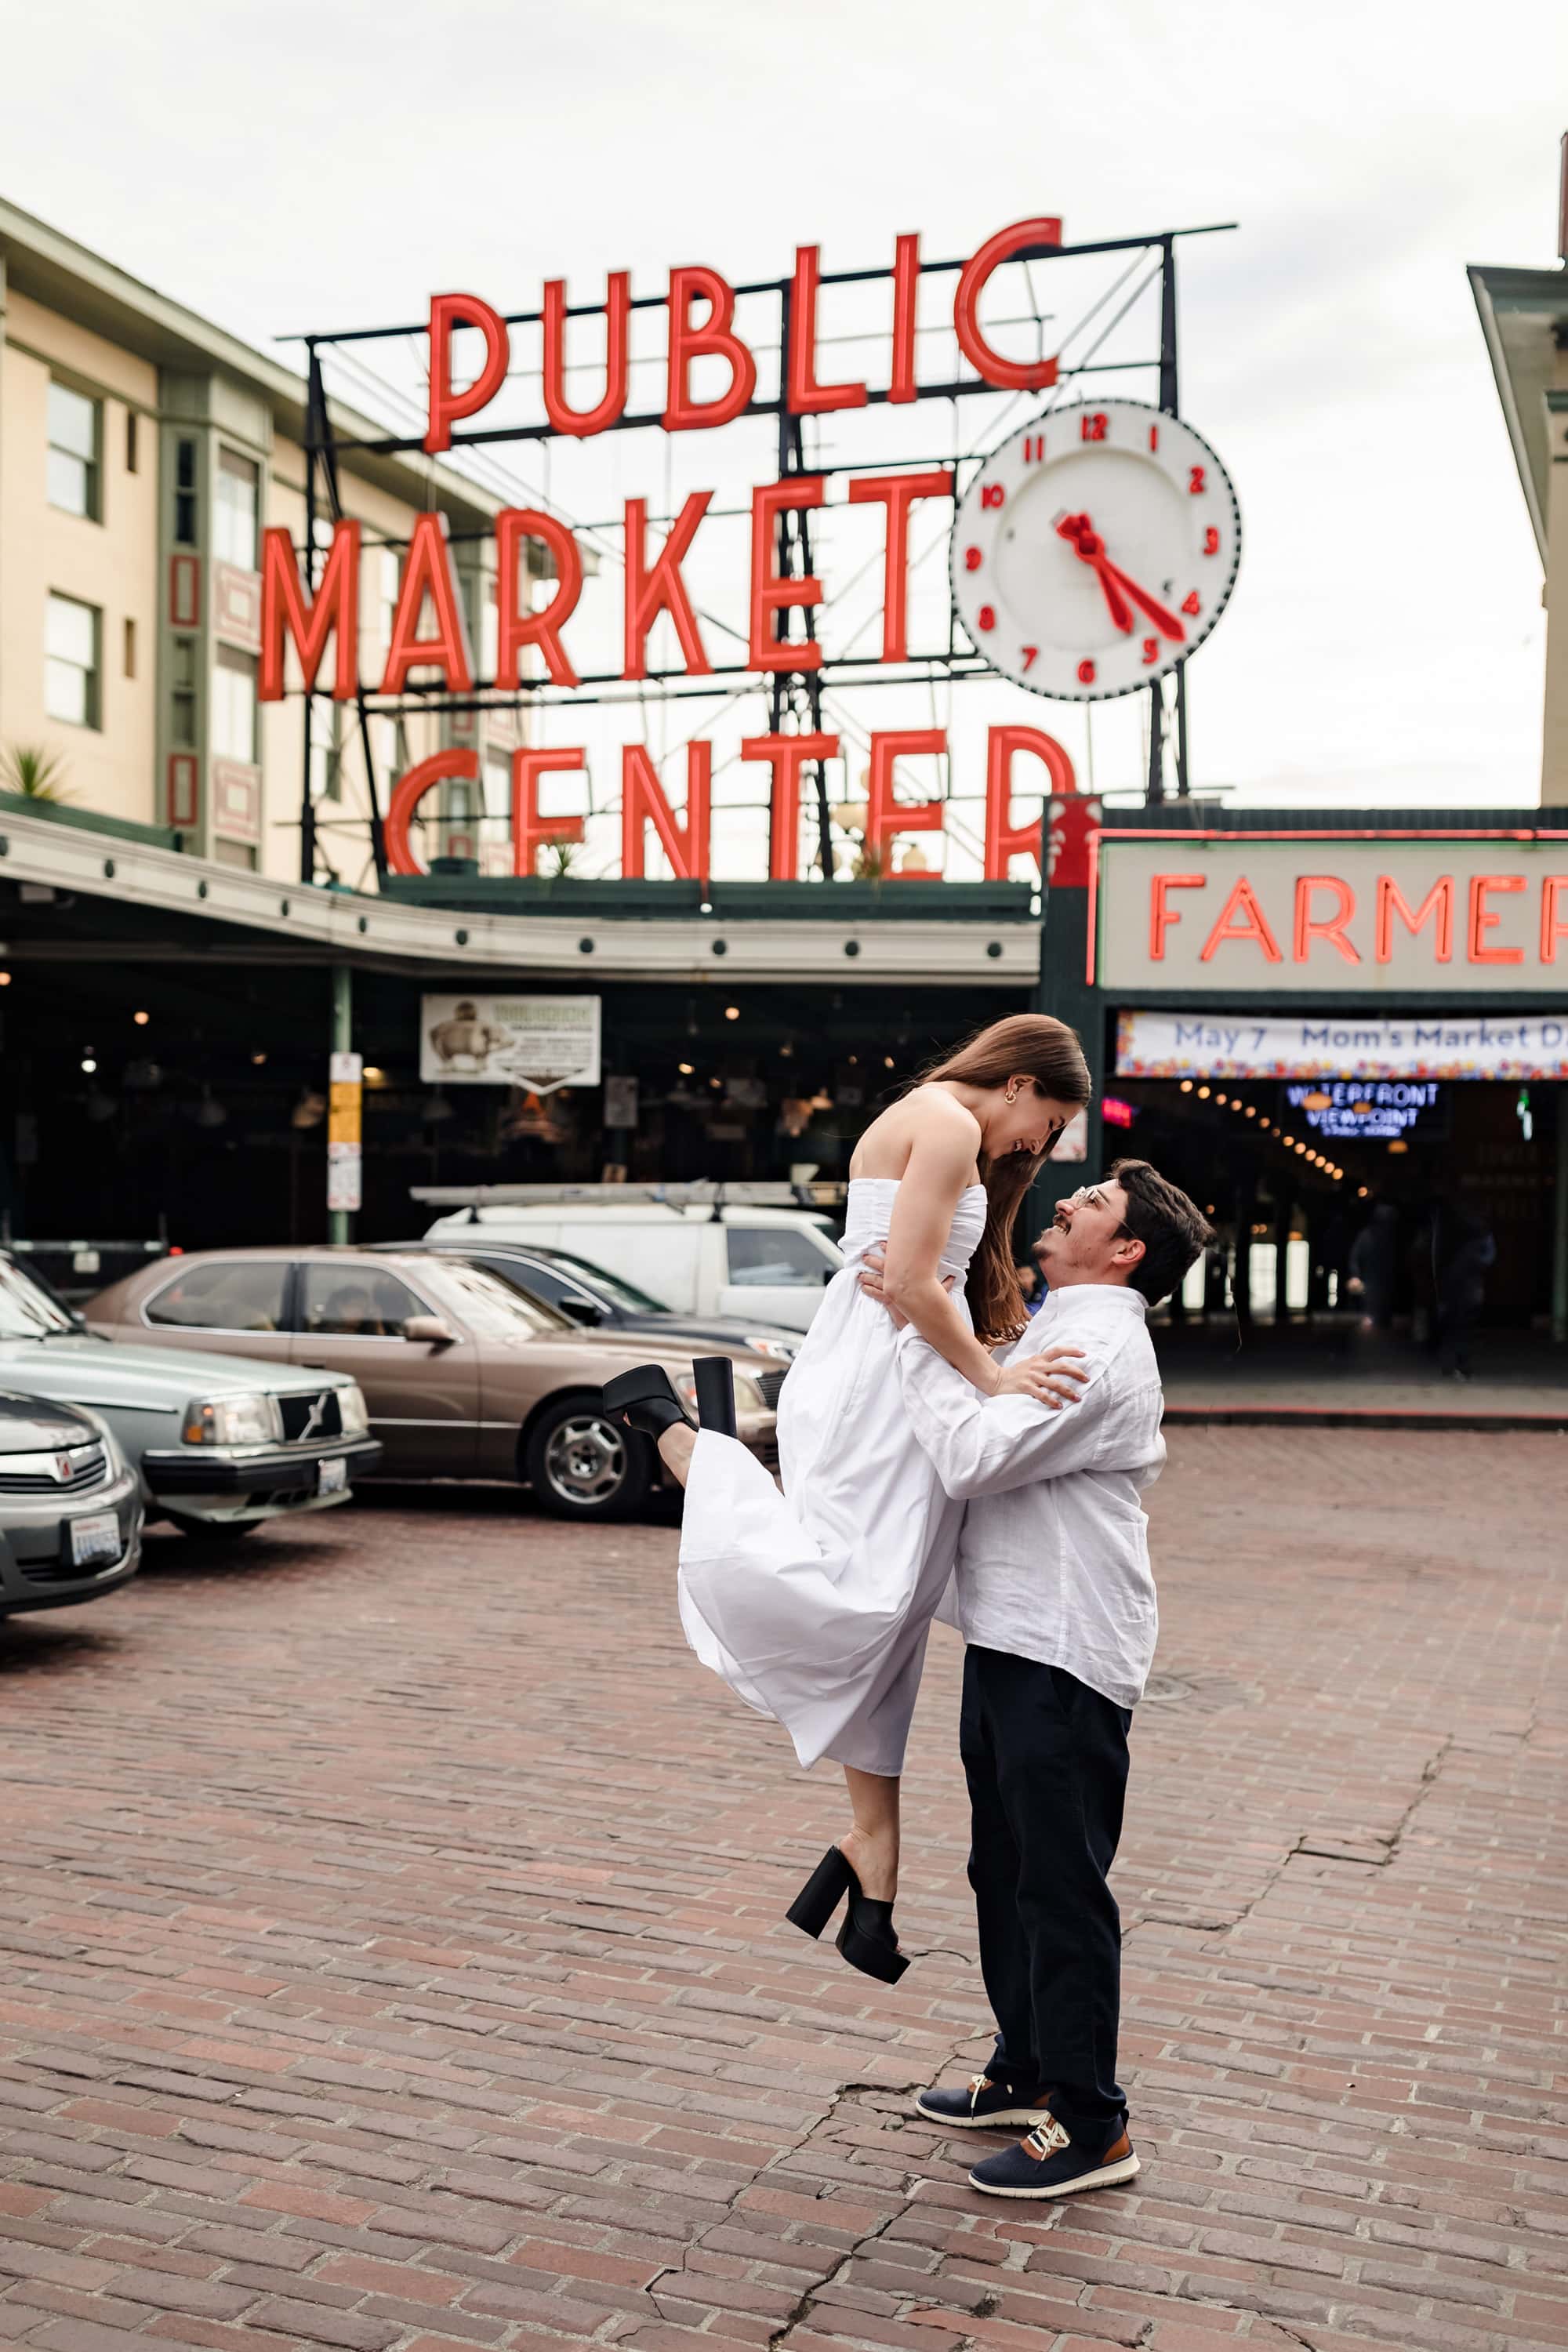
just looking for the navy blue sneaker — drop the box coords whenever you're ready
[967,2110,1139,2199]
[914,2072,1051,2130]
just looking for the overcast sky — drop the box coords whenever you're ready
[4,0,1566,854]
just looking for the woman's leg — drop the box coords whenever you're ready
[839,1766,899,1902]
[657,1425,697,1486]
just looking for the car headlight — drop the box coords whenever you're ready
[337,1383,370,1437]
[743,1335,799,1363]
[181,1393,282,1448]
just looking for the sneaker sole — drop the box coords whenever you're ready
[914,2095,1051,2129]
[967,2151,1141,2199]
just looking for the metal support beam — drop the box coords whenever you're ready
[328,964,353,1245]
[1553,1084,1568,1342]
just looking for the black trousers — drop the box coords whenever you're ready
[959,1645,1132,2141]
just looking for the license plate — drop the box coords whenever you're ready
[317,1457,348,1495]
[68,1511,121,1568]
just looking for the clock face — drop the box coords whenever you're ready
[949,398,1241,702]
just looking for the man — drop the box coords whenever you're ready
[867,1160,1211,2202]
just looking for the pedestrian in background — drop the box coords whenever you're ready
[1017,1259,1044,1317]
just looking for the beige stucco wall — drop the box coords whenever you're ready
[1542,383,1568,806]
[0,290,159,819]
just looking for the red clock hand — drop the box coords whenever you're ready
[1056,513,1133,633]
[1098,557,1186,644]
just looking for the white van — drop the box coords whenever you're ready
[421,1201,844,1332]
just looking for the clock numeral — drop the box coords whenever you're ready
[976,605,996,632]
[980,483,1005,510]
[1022,434,1046,463]
[1181,591,1200,616]
[1021,645,1038,672]
[1141,637,1160,666]
[1202,526,1221,555]
[1080,411,1108,442]
[1189,465,1206,495]
[1076,659,1096,685]
[1148,423,1160,452]
[964,546,982,572]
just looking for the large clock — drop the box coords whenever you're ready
[949,397,1241,702]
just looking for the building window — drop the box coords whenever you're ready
[310,697,343,801]
[215,448,260,570]
[212,838,258,872]
[47,382,101,521]
[125,411,140,474]
[212,646,259,764]
[169,637,198,748]
[123,617,136,679]
[174,438,198,546]
[45,593,101,728]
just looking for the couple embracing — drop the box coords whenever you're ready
[604,1015,1210,2203]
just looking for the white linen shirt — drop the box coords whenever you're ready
[897,1283,1166,1709]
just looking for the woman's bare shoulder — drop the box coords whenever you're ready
[851,1086,980,1180]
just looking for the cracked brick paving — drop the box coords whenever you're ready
[0,1426,1563,2352]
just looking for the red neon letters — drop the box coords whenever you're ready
[984,727,1076,880]
[425,293,510,455]
[953,218,1062,391]
[741,732,839,882]
[385,748,476,877]
[865,730,945,877]
[624,493,713,680]
[848,470,953,662]
[511,747,586,877]
[1293,875,1360,965]
[750,478,826,671]
[663,267,757,433]
[495,510,583,690]
[1375,874,1453,964]
[620,743,712,884]
[380,514,473,694]
[787,246,868,416]
[542,274,630,437]
[259,520,358,702]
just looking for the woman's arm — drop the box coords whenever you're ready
[877,1115,1053,1397]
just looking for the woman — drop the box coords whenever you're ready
[604,1014,1091,1983]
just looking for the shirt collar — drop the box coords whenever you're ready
[1039,1283,1148,1319]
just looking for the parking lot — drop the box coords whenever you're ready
[0,1428,1564,2352]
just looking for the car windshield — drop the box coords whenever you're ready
[418,1258,572,1338]
[533,1247,673,1314]
[0,1255,82,1338]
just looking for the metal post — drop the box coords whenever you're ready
[328,965,352,1245]
[1553,1084,1568,1343]
[1150,235,1183,808]
[1145,679,1164,807]
[300,343,321,887]
[1174,661,1190,799]
[774,282,836,882]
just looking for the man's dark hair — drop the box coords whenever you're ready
[1107,1159,1214,1305]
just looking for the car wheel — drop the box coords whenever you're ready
[523,1393,653,1521]
[166,1516,263,1540]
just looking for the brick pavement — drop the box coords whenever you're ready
[0,1428,1563,2352]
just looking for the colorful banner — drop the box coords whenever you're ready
[1116,1007,1568,1080]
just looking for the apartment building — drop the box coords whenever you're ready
[0,194,516,881]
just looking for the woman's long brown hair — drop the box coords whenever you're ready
[921,1014,1092,1343]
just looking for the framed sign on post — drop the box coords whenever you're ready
[420,996,602,1092]
[327,1049,362,1214]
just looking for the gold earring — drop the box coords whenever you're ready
[1005,1083,1019,1104]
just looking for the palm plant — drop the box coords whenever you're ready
[2,744,71,801]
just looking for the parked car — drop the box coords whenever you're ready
[421,1203,843,1332]
[382,1238,800,1370]
[0,1389,142,1618]
[85,1247,779,1523]
[0,1252,379,1539]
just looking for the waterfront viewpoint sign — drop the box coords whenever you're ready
[1094,833,1568,996]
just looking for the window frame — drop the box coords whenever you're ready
[296,1259,444,1341]
[724,1224,840,1287]
[46,379,102,522]
[212,644,260,764]
[45,590,103,730]
[214,446,261,572]
[140,1256,293,1336]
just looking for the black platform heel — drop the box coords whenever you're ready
[601,1366,695,1440]
[692,1356,737,1436]
[786,1846,909,1985]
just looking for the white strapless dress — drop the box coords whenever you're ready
[677,1177,987,1775]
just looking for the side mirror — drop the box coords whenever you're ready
[560,1296,606,1327]
[402,1314,456,1347]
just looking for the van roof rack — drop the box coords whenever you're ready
[409,1179,846,1218]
